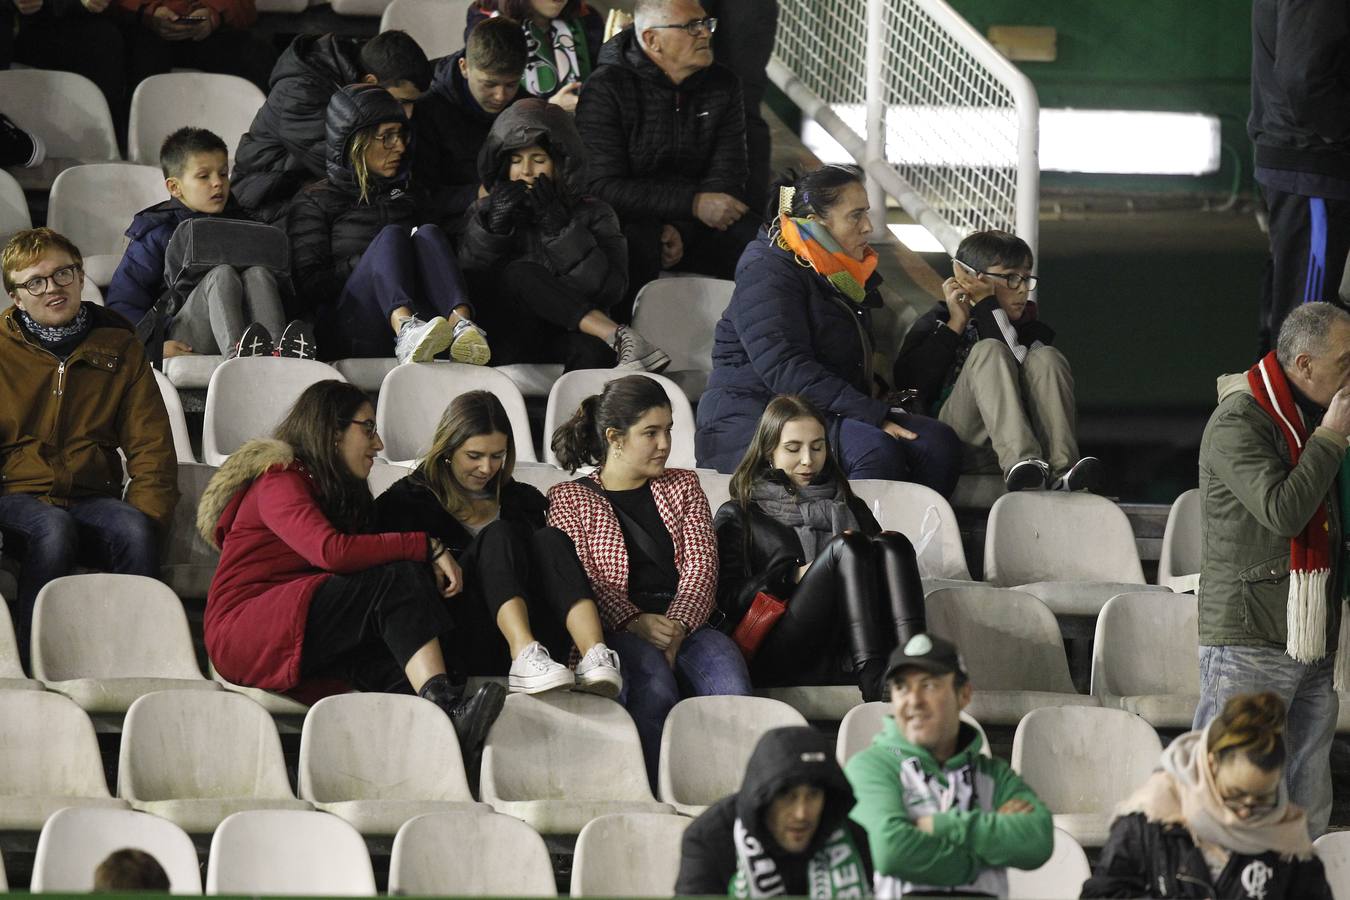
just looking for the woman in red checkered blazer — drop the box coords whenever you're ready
[546,374,752,784]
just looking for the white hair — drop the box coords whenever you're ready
[1276,301,1350,367]
[633,0,681,36]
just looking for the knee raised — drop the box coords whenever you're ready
[830,530,872,558]
[201,264,242,289]
[872,530,918,561]
[967,337,1019,367]
[27,507,80,553]
[1024,345,1070,374]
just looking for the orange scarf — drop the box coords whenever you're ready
[778,214,878,303]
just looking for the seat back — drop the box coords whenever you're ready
[543,369,697,469]
[850,479,972,580]
[390,811,556,896]
[119,690,295,802]
[836,702,990,768]
[658,696,806,811]
[0,691,111,797]
[0,70,119,159]
[631,277,733,372]
[128,73,265,164]
[380,0,474,58]
[376,361,538,464]
[511,464,569,495]
[1158,488,1201,590]
[697,470,731,514]
[33,807,201,893]
[32,574,204,681]
[482,692,655,803]
[0,596,26,679]
[926,586,1078,693]
[162,463,222,601]
[0,168,32,244]
[206,809,375,895]
[1314,831,1350,900]
[298,693,473,803]
[1006,827,1091,900]
[367,461,413,498]
[984,492,1145,586]
[1091,592,1199,699]
[1011,707,1161,816]
[48,164,167,284]
[154,368,197,464]
[571,813,690,897]
[202,357,347,465]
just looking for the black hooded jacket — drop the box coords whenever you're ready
[412,51,511,220]
[285,85,417,318]
[457,98,626,309]
[232,34,366,222]
[675,727,873,896]
[572,27,748,224]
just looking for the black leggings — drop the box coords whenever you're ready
[754,532,926,688]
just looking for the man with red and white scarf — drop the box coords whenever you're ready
[1197,300,1350,839]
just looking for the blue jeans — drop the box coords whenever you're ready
[0,493,159,666]
[607,625,752,786]
[836,415,962,498]
[1195,644,1337,837]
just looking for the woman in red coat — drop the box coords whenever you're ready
[196,379,504,756]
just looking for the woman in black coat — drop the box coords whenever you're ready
[713,394,926,702]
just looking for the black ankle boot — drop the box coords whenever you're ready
[422,676,506,759]
[858,659,888,703]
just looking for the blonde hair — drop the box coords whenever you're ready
[3,227,83,293]
[1208,691,1287,771]
[417,391,517,521]
[349,127,377,205]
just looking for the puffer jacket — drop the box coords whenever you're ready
[0,303,178,527]
[1197,371,1345,648]
[573,27,747,223]
[457,98,626,309]
[232,34,365,222]
[105,196,252,326]
[675,726,873,896]
[412,50,510,220]
[695,231,889,473]
[286,84,416,319]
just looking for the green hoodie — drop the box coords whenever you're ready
[845,717,1052,896]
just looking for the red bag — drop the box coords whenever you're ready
[731,591,788,661]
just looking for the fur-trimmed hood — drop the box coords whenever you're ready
[197,439,296,547]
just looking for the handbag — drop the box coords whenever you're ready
[730,590,788,661]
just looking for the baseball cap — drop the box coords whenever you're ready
[882,633,968,684]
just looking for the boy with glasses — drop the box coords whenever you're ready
[0,228,178,667]
[893,229,1101,493]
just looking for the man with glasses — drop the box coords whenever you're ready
[0,228,177,667]
[893,229,1101,494]
[575,0,758,317]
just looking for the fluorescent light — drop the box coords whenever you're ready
[887,224,946,253]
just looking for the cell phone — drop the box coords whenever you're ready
[952,257,978,278]
[176,15,207,22]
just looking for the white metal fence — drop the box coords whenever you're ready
[769,0,1039,259]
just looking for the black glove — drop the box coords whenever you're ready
[527,174,570,235]
[485,180,530,234]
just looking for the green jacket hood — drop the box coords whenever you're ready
[874,715,985,772]
[1216,371,1252,403]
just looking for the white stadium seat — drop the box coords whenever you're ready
[0,596,40,690]
[208,660,313,716]
[154,368,198,464]
[162,463,222,600]
[850,479,974,583]
[202,356,346,465]
[571,812,691,898]
[47,163,166,285]
[0,168,32,243]
[630,276,734,401]
[1091,592,1199,728]
[1157,488,1201,591]
[1315,831,1350,900]
[390,811,557,897]
[206,809,375,895]
[0,69,119,161]
[543,369,698,469]
[380,0,474,58]
[128,73,266,164]
[33,807,202,893]
[1007,827,1092,899]
[367,461,413,497]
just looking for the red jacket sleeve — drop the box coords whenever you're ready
[116,0,255,29]
[666,471,718,632]
[257,470,427,573]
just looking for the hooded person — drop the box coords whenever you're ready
[286,84,491,366]
[457,97,669,373]
[675,726,874,898]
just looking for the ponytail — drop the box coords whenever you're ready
[552,394,606,472]
[1207,691,1287,771]
[549,374,671,473]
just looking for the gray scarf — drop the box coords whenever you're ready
[750,473,859,565]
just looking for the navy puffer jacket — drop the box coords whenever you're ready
[694,230,889,473]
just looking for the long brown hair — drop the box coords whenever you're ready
[273,380,375,533]
[1207,691,1288,772]
[728,394,853,508]
[550,374,670,472]
[416,390,517,520]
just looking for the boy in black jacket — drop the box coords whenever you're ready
[893,230,1100,493]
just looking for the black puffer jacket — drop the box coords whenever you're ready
[233,34,365,222]
[675,726,872,896]
[1082,812,1332,899]
[413,51,510,220]
[373,471,547,555]
[457,99,626,310]
[286,85,416,322]
[573,27,748,223]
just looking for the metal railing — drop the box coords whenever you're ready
[769,0,1040,259]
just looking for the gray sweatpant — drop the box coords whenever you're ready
[166,265,286,355]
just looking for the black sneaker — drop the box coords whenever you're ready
[276,320,317,360]
[230,322,274,359]
[1054,456,1103,493]
[1005,458,1049,492]
[0,113,43,168]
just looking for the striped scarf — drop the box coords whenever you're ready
[777,214,878,304]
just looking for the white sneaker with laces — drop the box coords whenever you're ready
[395,315,454,365]
[508,641,574,694]
[449,317,491,365]
[574,642,622,698]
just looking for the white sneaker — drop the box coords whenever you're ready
[449,317,491,365]
[508,641,574,694]
[395,315,454,365]
[574,642,622,698]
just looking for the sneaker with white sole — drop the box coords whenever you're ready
[395,315,454,365]
[574,642,622,698]
[449,317,491,365]
[612,325,670,373]
[508,641,574,694]
[276,320,317,360]
[231,322,274,359]
[1004,458,1049,492]
[1052,456,1103,493]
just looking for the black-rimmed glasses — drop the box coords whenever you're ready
[344,418,379,437]
[649,16,717,36]
[16,264,81,296]
[953,259,1038,291]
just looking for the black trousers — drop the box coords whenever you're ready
[468,262,615,371]
[754,532,926,687]
[1258,183,1350,353]
[619,216,760,320]
[124,25,277,95]
[301,559,455,694]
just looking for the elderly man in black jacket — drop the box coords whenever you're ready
[574,0,757,316]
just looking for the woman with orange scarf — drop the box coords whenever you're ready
[695,164,961,497]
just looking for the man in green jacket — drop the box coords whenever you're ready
[845,634,1053,897]
[1196,300,1350,839]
